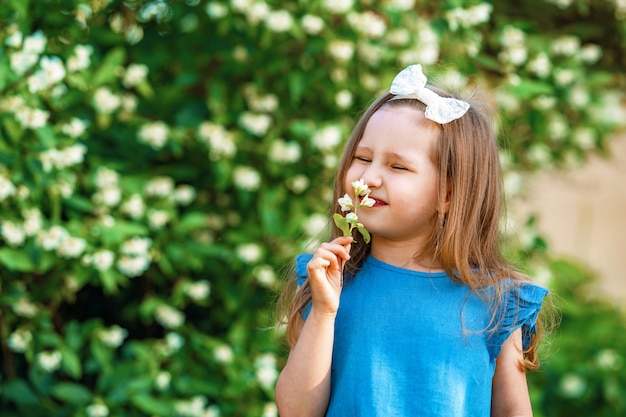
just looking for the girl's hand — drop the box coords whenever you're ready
[306,236,353,317]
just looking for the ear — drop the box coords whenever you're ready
[442,185,451,215]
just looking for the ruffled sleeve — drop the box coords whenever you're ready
[489,281,549,359]
[294,254,313,319]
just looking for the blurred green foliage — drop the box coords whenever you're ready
[0,0,625,416]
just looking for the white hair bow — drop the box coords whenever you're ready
[389,64,470,124]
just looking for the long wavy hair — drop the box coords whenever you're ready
[277,88,553,371]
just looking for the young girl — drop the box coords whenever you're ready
[275,64,550,417]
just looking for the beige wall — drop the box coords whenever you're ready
[519,133,626,303]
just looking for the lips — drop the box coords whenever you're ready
[368,196,388,207]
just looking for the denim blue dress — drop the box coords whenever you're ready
[295,254,548,417]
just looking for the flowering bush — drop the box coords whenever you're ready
[0,0,625,416]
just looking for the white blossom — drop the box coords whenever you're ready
[559,374,586,398]
[37,226,68,251]
[214,344,234,363]
[138,121,169,150]
[527,53,551,78]
[93,186,122,207]
[0,176,16,201]
[347,11,387,38]
[15,107,50,129]
[286,174,309,194]
[554,68,576,86]
[117,254,151,277]
[198,122,236,159]
[1,221,26,246]
[233,166,261,191]
[121,194,145,218]
[155,371,171,390]
[13,298,38,317]
[122,63,149,87]
[206,2,228,18]
[36,350,62,372]
[551,35,580,56]
[269,140,301,164]
[67,44,93,72]
[145,176,175,197]
[10,51,39,76]
[98,325,128,348]
[328,40,355,62]
[148,209,170,229]
[335,90,353,109]
[121,236,152,256]
[5,31,23,48]
[23,30,46,53]
[573,127,596,149]
[61,118,88,138]
[8,328,33,352]
[156,305,185,329]
[580,44,602,64]
[22,208,42,236]
[95,167,119,188]
[301,15,325,35]
[236,243,263,263]
[322,0,354,14]
[186,280,211,301]
[253,265,277,287]
[92,249,115,271]
[262,403,278,417]
[312,125,342,150]
[27,56,66,93]
[265,10,293,32]
[174,185,196,205]
[57,236,87,258]
[93,87,121,114]
[86,404,109,417]
[239,112,272,136]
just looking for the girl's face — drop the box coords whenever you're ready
[344,105,446,247]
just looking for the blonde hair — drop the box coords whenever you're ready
[277,88,552,371]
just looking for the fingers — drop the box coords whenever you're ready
[307,237,353,274]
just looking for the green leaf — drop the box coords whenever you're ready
[60,346,82,379]
[92,47,127,86]
[0,248,34,271]
[2,379,40,405]
[332,213,351,237]
[50,382,92,405]
[130,394,174,415]
[356,225,371,244]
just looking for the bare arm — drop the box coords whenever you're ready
[491,328,533,417]
[275,237,352,417]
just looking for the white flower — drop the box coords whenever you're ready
[148,209,170,229]
[338,194,354,212]
[5,31,23,48]
[98,325,128,348]
[175,395,207,417]
[312,125,342,150]
[386,29,410,46]
[67,44,93,72]
[1,221,26,246]
[10,51,39,76]
[269,140,301,164]
[214,345,234,363]
[121,236,152,256]
[335,89,353,109]
[30,56,66,92]
[527,53,551,78]
[580,44,602,64]
[122,63,149,87]
[233,166,261,191]
[8,329,32,352]
[0,176,16,201]
[551,35,580,56]
[253,265,277,287]
[37,226,68,251]
[347,11,387,38]
[346,212,358,222]
[262,403,278,417]
[351,179,371,197]
[145,176,175,197]
[174,185,196,205]
[117,255,151,277]
[265,10,293,32]
[15,107,50,129]
[286,175,309,193]
[239,112,272,136]
[236,243,263,263]
[92,249,115,271]
[206,2,228,18]
[86,404,109,417]
[57,236,87,258]
[22,208,42,236]
[156,305,185,329]
[93,87,121,114]
[596,349,622,371]
[23,30,47,54]
[554,68,576,86]
[186,280,211,301]
[121,194,145,218]
[322,0,354,14]
[138,121,169,150]
[198,122,237,160]
[155,371,171,390]
[569,85,590,108]
[93,186,122,207]
[61,118,88,138]
[95,167,119,189]
[302,213,329,236]
[387,0,415,10]
[301,15,325,35]
[559,373,586,398]
[37,350,62,372]
[13,298,38,317]
[328,40,354,62]
[255,353,278,390]
[361,195,375,207]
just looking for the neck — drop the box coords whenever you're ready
[369,237,443,272]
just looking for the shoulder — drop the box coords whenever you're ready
[294,253,313,286]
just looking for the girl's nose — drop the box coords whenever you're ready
[360,166,382,189]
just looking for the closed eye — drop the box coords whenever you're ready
[391,165,408,170]
[355,156,371,163]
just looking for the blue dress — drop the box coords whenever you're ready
[295,254,548,417]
